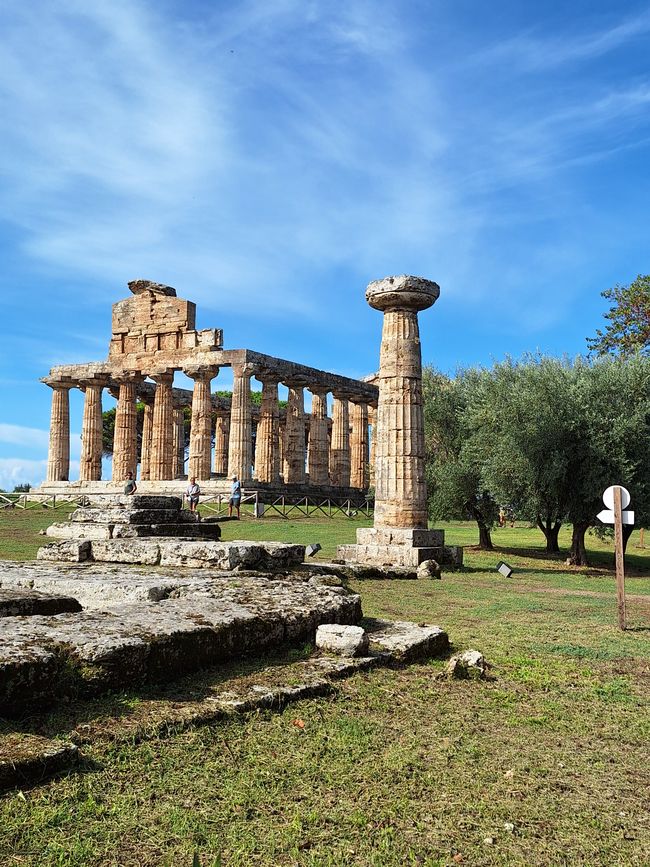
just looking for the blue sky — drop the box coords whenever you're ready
[1,0,649,489]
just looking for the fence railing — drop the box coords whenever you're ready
[0,491,374,520]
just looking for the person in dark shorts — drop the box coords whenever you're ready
[123,472,137,495]
[229,475,241,518]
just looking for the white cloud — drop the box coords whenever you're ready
[0,424,82,459]
[0,457,48,490]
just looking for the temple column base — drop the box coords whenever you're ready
[337,526,463,568]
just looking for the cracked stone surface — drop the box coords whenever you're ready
[0,561,361,715]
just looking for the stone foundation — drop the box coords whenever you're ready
[0,561,361,715]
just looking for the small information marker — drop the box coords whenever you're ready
[597,485,633,630]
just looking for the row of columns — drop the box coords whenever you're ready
[45,366,375,487]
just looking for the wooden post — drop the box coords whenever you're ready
[613,485,626,631]
[638,527,645,549]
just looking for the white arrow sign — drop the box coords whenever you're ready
[597,509,635,525]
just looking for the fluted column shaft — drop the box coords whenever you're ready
[228,364,254,482]
[140,400,154,480]
[79,384,104,481]
[254,378,280,483]
[188,369,217,480]
[283,384,306,484]
[213,413,230,474]
[375,309,427,527]
[112,382,138,481]
[173,408,185,478]
[368,405,376,489]
[350,401,369,490]
[46,385,71,481]
[329,395,351,487]
[307,389,329,486]
[150,374,174,480]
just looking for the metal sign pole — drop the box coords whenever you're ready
[613,485,626,631]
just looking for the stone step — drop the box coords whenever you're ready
[71,508,190,525]
[0,588,82,617]
[112,523,222,540]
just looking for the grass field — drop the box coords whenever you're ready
[0,508,649,866]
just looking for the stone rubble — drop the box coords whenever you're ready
[445,649,489,679]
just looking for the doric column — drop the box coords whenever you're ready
[367,275,439,528]
[186,365,218,480]
[329,393,351,487]
[149,372,175,481]
[213,412,230,475]
[173,406,185,478]
[368,404,377,488]
[278,419,285,478]
[228,362,255,482]
[79,381,105,481]
[254,376,280,483]
[283,381,306,484]
[350,400,369,490]
[139,396,154,480]
[112,378,140,482]
[45,382,72,481]
[307,388,329,486]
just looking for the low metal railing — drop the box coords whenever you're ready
[0,490,374,519]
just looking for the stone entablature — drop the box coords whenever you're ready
[41,280,378,490]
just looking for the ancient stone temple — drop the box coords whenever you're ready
[39,280,378,496]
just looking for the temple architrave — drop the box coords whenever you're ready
[39,280,378,496]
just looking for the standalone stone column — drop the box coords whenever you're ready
[45,383,71,481]
[337,276,445,568]
[149,373,175,480]
[173,406,185,478]
[350,400,369,490]
[330,394,351,487]
[283,382,306,484]
[278,420,285,477]
[112,380,139,482]
[79,382,105,481]
[139,398,154,480]
[307,388,329,486]
[213,412,230,475]
[254,377,280,483]
[187,366,218,480]
[228,363,255,482]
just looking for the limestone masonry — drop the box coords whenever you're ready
[40,279,379,495]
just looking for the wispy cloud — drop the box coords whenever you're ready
[478,8,650,71]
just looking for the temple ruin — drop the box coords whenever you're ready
[39,280,378,496]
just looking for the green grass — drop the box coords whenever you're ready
[0,509,649,865]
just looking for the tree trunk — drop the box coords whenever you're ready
[622,524,634,554]
[478,524,493,550]
[568,522,589,566]
[536,515,561,554]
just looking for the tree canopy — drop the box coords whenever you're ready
[587,274,650,357]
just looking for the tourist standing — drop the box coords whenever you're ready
[229,475,242,518]
[186,477,201,517]
[123,472,137,496]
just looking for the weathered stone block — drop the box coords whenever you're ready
[37,541,92,562]
[315,624,368,657]
[90,540,161,565]
[46,522,113,540]
[365,618,449,663]
[0,589,82,617]
[337,543,442,567]
[355,527,444,547]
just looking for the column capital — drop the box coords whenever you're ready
[150,371,175,386]
[366,274,440,312]
[41,376,75,391]
[232,362,257,379]
[183,364,219,381]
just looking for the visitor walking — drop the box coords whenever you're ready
[229,475,242,518]
[186,477,201,518]
[123,472,137,496]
